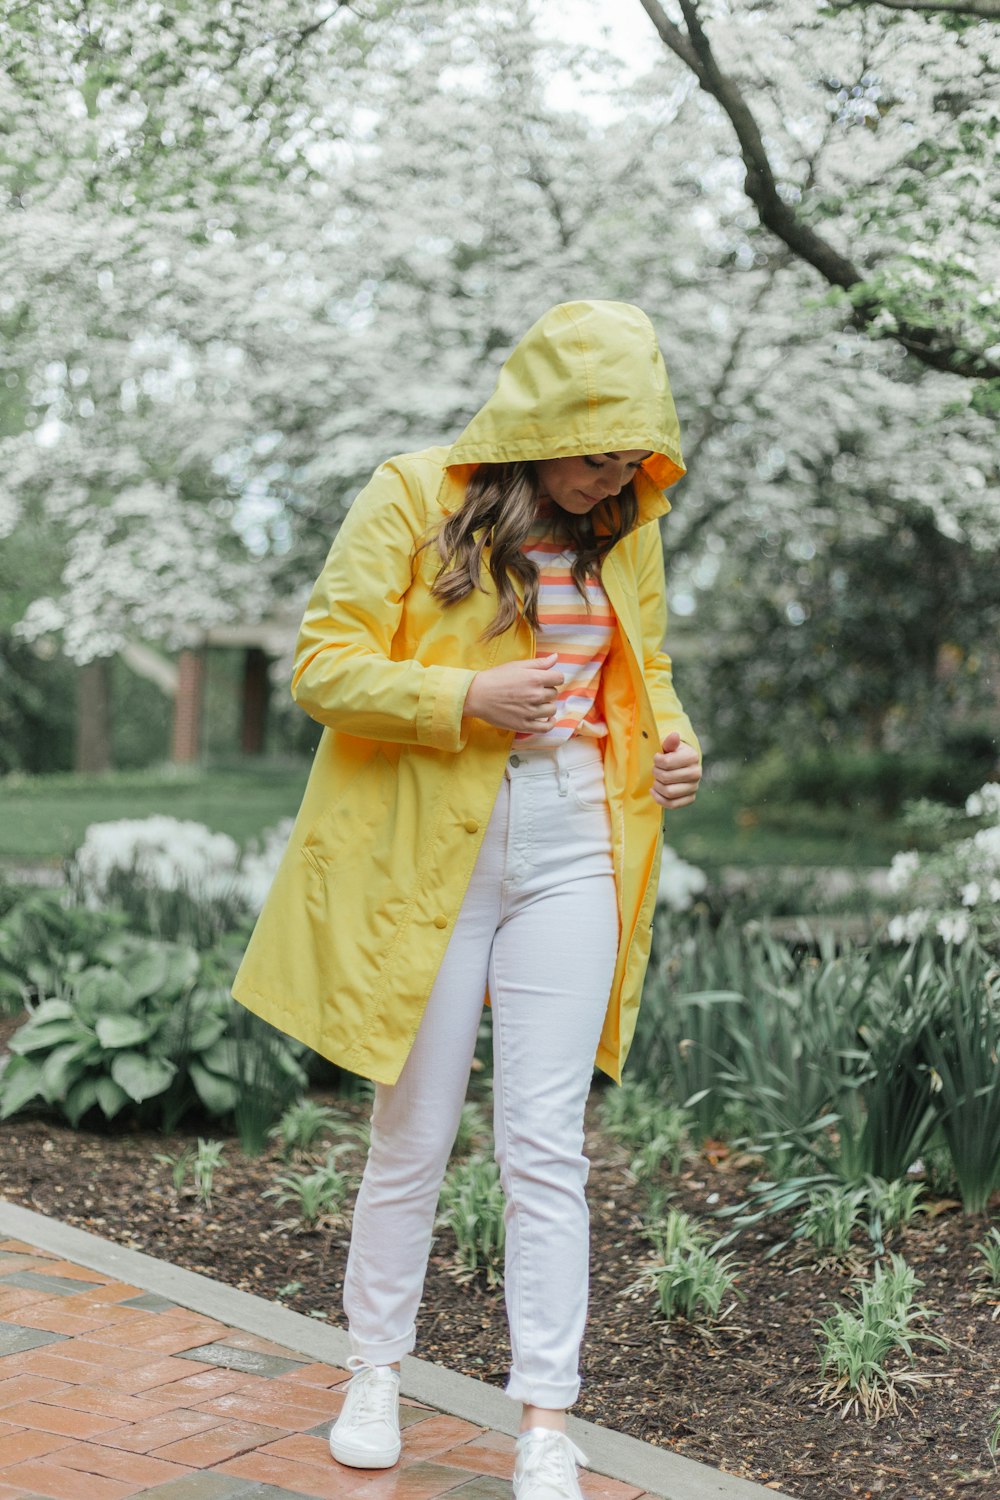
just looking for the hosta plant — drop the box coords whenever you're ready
[0,932,307,1137]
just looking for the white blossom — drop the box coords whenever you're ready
[657,846,708,912]
[886,850,920,893]
[886,910,930,943]
[936,912,970,945]
[73,816,240,901]
[966,783,1000,819]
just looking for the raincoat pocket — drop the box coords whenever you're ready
[302,748,397,871]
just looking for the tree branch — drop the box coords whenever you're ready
[636,0,1000,379]
[834,0,1000,18]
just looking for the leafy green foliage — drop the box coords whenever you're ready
[598,1080,691,1180]
[193,1139,225,1208]
[450,1100,490,1159]
[972,1227,1000,1293]
[262,1149,351,1230]
[269,1099,366,1161]
[436,1155,506,1287]
[635,917,1000,1218]
[631,1207,740,1324]
[0,929,307,1136]
[817,1255,946,1420]
[0,888,127,1014]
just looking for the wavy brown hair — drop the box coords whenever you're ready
[422,462,638,639]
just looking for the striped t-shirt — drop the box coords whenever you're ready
[515,507,616,748]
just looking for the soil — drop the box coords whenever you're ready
[0,1082,997,1500]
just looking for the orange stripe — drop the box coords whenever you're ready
[538,614,615,627]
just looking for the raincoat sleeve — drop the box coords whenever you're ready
[291,463,477,751]
[637,522,701,759]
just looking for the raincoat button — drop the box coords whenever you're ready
[464,819,479,833]
[641,730,649,739]
[509,753,521,767]
[433,914,448,929]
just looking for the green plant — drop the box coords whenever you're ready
[263,1148,351,1230]
[641,1204,708,1260]
[154,1146,195,1195]
[864,1178,925,1253]
[972,1227,1000,1292]
[0,933,308,1137]
[193,1139,225,1208]
[918,943,1000,1213]
[450,1100,490,1158]
[436,1154,506,1286]
[599,1080,690,1179]
[797,1185,867,1259]
[816,1254,946,1419]
[632,1232,740,1324]
[269,1099,355,1159]
[988,1407,1000,1462]
[0,888,127,1013]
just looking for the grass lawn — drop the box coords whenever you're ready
[1,760,907,872]
[0,761,310,866]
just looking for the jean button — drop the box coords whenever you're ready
[509,753,521,767]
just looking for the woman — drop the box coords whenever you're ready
[233,299,702,1500]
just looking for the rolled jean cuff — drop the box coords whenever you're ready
[505,1371,581,1409]
[349,1325,416,1366]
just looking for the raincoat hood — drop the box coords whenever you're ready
[444,300,685,516]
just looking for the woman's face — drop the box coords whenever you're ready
[534,450,652,517]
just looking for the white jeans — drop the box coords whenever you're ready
[343,736,619,1408]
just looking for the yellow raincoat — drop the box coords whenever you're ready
[233,301,699,1085]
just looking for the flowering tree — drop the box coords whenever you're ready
[636,0,1000,388]
[0,0,996,771]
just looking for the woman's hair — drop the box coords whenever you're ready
[423,462,638,639]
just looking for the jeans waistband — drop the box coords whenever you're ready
[506,736,604,777]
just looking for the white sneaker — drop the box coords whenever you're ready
[514,1427,589,1500]
[328,1356,401,1469]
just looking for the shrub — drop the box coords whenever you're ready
[885,782,1000,951]
[437,1155,506,1286]
[740,748,989,819]
[637,920,999,1224]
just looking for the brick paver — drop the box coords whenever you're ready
[0,1238,671,1500]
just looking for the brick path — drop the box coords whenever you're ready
[0,1238,662,1500]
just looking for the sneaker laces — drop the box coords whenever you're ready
[518,1428,589,1495]
[345,1356,398,1427]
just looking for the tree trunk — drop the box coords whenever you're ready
[75,659,113,773]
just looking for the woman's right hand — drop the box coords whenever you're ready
[462,652,564,734]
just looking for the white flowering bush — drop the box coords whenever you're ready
[657,846,708,913]
[885,783,1000,948]
[73,818,241,904]
[70,815,290,919]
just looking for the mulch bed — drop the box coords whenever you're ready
[0,1083,997,1500]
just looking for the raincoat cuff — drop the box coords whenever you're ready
[418,665,478,751]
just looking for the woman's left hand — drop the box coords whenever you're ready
[651,732,702,809]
